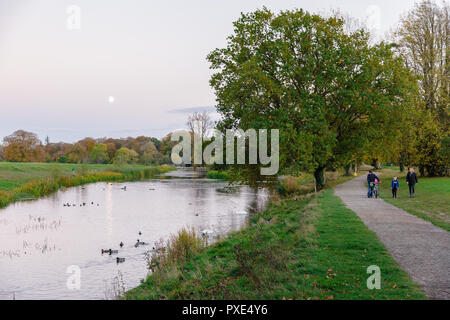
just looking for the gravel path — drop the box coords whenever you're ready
[334,175,450,300]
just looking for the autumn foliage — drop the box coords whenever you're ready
[1,130,174,165]
[2,130,45,162]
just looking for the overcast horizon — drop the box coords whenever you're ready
[1,0,420,143]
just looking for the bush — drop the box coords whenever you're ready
[278,175,301,195]
[58,156,67,163]
[148,227,205,273]
[206,170,229,180]
[0,190,12,207]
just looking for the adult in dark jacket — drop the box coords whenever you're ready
[367,170,380,198]
[406,168,418,197]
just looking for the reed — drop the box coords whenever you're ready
[147,227,206,274]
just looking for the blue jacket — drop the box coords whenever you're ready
[391,180,399,189]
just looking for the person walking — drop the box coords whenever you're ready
[406,168,418,197]
[391,176,399,198]
[367,170,380,198]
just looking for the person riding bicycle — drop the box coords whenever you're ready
[367,170,380,198]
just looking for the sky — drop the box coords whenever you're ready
[0,0,419,143]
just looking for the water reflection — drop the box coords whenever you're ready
[0,173,268,300]
[105,184,113,239]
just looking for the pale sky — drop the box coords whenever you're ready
[0,0,419,142]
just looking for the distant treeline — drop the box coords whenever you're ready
[0,130,176,165]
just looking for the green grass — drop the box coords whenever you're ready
[278,171,355,196]
[381,165,400,170]
[206,170,230,180]
[126,189,425,300]
[0,162,175,208]
[378,169,450,231]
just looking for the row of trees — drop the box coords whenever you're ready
[358,1,449,176]
[390,0,449,176]
[206,0,449,188]
[0,130,176,166]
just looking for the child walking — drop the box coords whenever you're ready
[391,176,399,198]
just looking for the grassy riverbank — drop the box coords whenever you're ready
[126,188,425,300]
[0,162,175,208]
[378,169,450,231]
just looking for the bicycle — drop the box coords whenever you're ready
[369,181,380,198]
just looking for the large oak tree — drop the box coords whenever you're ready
[208,8,417,188]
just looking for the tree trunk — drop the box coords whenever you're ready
[371,159,381,170]
[344,163,352,176]
[314,166,326,191]
[419,165,425,177]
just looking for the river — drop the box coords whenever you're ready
[0,169,268,300]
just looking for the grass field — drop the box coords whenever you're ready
[0,162,174,208]
[378,169,450,231]
[126,189,425,300]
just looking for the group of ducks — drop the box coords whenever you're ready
[63,202,99,207]
[63,184,129,208]
[101,231,149,264]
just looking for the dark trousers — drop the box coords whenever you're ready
[392,188,397,198]
[408,183,415,196]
